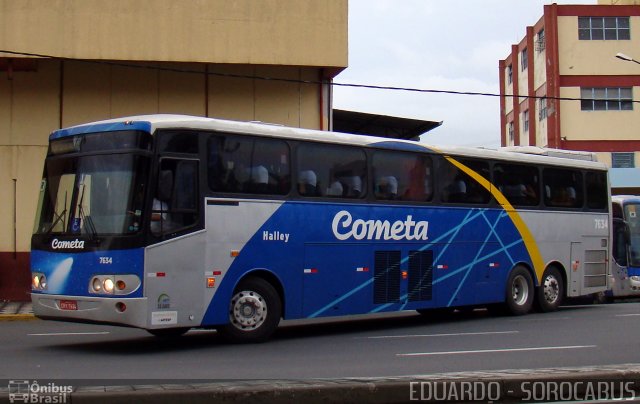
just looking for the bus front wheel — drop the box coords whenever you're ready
[219,277,282,343]
[535,267,564,312]
[504,266,534,315]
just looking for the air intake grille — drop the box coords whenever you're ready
[374,251,401,304]
[408,250,433,301]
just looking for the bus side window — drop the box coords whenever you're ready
[207,135,290,195]
[494,163,539,206]
[372,150,432,202]
[543,168,583,208]
[440,159,489,204]
[586,171,608,210]
[297,143,367,199]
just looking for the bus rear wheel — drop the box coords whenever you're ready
[536,267,564,312]
[504,266,534,315]
[219,277,282,343]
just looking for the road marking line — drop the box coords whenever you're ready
[397,345,596,357]
[361,330,518,339]
[508,317,570,322]
[616,313,640,317]
[28,332,110,336]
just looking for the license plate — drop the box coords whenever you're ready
[59,300,78,311]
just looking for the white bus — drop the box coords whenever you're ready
[609,195,640,299]
[31,115,610,342]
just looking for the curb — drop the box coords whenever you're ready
[0,314,36,322]
[0,302,34,321]
[2,364,639,404]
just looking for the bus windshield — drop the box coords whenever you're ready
[625,203,640,266]
[33,154,149,236]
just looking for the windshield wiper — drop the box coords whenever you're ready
[45,191,68,234]
[77,184,98,241]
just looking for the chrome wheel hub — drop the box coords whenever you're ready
[229,291,267,330]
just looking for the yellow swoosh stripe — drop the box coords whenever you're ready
[444,156,545,283]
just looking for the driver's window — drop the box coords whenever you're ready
[151,158,199,236]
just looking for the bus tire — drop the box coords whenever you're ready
[219,277,282,343]
[535,267,564,312]
[504,266,534,316]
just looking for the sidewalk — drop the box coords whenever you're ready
[0,301,34,320]
[1,364,639,403]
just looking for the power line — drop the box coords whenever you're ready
[1,48,639,104]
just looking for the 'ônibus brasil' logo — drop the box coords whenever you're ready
[332,210,429,241]
[51,238,85,250]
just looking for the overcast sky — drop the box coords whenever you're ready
[333,0,597,148]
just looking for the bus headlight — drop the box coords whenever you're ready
[92,277,103,292]
[89,275,140,295]
[103,278,115,293]
[32,273,47,290]
[630,276,640,282]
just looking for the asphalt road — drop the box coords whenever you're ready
[2,301,639,383]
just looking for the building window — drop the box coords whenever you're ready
[536,28,546,52]
[578,16,630,40]
[508,122,514,144]
[581,87,633,111]
[612,152,635,168]
[538,97,547,121]
[507,64,513,84]
[521,48,528,71]
[523,110,529,133]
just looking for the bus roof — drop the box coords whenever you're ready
[612,195,640,205]
[51,114,607,171]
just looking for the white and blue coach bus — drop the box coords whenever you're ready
[609,195,640,299]
[31,115,610,342]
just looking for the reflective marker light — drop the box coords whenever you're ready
[115,302,127,312]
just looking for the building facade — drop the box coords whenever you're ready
[0,0,347,300]
[499,1,640,194]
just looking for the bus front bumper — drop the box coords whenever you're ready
[31,293,148,329]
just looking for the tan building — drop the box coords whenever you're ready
[0,0,347,300]
[499,1,640,194]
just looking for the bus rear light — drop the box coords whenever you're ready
[116,280,126,290]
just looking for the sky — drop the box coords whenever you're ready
[333,0,597,148]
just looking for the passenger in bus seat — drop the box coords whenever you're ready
[447,175,467,202]
[376,176,398,200]
[326,180,344,197]
[298,170,318,196]
[340,175,362,197]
